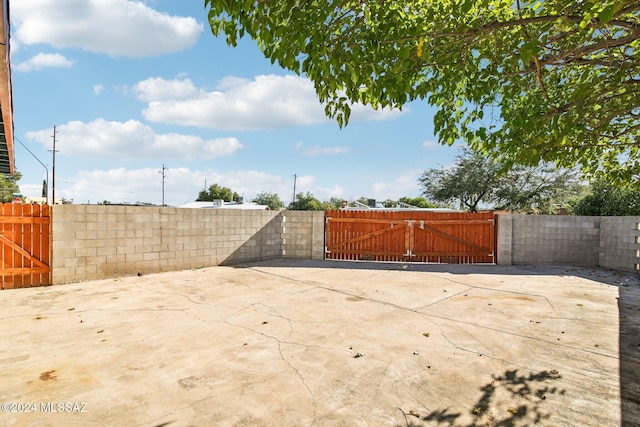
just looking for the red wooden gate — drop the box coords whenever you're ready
[325,210,495,264]
[0,203,51,289]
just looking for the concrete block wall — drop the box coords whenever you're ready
[281,211,325,260]
[496,215,513,265]
[599,217,640,272]
[513,215,601,266]
[497,214,640,272]
[51,205,283,284]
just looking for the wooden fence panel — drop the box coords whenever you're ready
[0,203,51,289]
[325,210,495,264]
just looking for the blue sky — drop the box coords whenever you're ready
[10,0,460,206]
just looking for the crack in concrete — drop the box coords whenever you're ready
[222,317,319,425]
[275,339,318,425]
[434,321,532,371]
[429,273,558,313]
[424,310,619,360]
[139,285,206,306]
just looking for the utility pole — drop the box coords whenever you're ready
[159,164,167,205]
[48,126,59,204]
[292,173,297,204]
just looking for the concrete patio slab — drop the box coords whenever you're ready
[0,260,638,426]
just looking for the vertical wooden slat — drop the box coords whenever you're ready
[0,203,4,289]
[13,202,23,288]
[21,204,32,287]
[31,204,41,286]
[3,202,15,289]
[42,203,51,286]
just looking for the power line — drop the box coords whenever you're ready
[15,136,49,204]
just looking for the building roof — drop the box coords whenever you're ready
[0,0,13,174]
[178,201,270,210]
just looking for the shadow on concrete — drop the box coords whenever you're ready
[233,258,635,287]
[398,369,564,427]
[619,281,640,426]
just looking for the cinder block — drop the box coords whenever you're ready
[116,229,136,239]
[126,253,145,262]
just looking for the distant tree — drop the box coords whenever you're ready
[252,192,284,210]
[324,197,345,210]
[197,183,239,202]
[570,182,640,216]
[288,192,323,210]
[398,196,436,209]
[493,165,580,213]
[420,151,497,212]
[382,199,397,208]
[0,172,22,203]
[419,150,579,213]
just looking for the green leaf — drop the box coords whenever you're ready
[598,5,616,23]
[520,41,539,64]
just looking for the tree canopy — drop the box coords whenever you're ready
[570,181,640,215]
[0,173,22,203]
[288,192,324,210]
[252,191,284,210]
[397,196,437,209]
[197,183,239,202]
[419,150,579,212]
[206,0,640,184]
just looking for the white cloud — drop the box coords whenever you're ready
[288,175,345,201]
[25,119,242,161]
[93,84,105,96]
[47,167,304,206]
[370,171,422,200]
[14,53,74,72]
[296,142,350,157]
[132,75,404,130]
[131,77,200,102]
[422,140,440,150]
[20,164,356,206]
[12,0,202,57]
